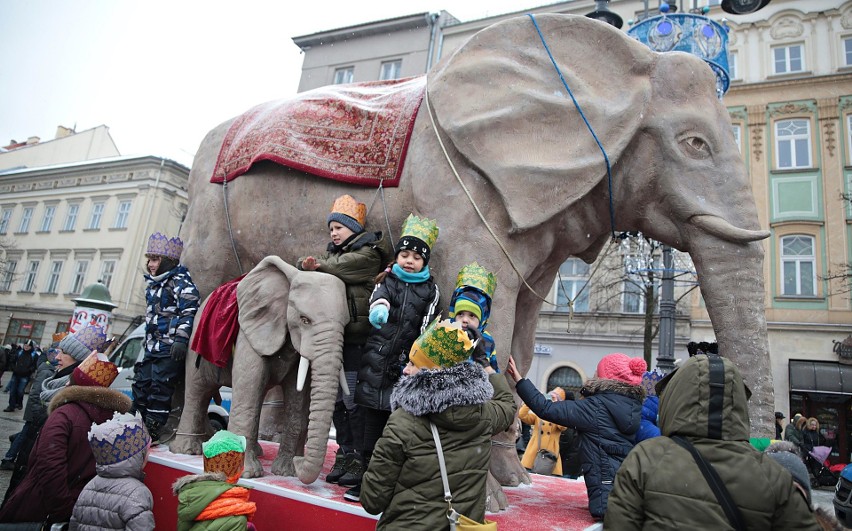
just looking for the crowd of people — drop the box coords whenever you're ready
[0,193,844,530]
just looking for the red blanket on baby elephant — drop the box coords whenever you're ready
[191,275,245,368]
[211,76,426,187]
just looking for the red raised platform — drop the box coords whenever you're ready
[145,441,599,531]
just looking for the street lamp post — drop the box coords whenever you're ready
[657,245,676,373]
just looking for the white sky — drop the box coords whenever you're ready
[0,1,543,168]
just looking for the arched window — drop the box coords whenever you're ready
[546,366,584,397]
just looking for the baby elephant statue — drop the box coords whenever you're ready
[170,256,349,484]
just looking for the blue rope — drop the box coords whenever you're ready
[527,13,616,238]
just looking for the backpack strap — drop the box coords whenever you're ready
[671,435,746,531]
[706,354,725,439]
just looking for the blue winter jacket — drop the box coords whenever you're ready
[516,376,644,519]
[144,264,200,356]
[635,395,661,443]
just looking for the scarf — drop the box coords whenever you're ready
[195,486,256,522]
[391,263,430,283]
[40,362,79,403]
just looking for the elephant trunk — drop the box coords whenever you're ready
[688,233,774,437]
[293,326,344,484]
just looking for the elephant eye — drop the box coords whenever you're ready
[300,316,311,325]
[680,136,710,159]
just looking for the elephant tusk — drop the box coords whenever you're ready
[691,214,769,243]
[339,367,350,396]
[296,356,310,392]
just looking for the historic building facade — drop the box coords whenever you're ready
[292,0,852,459]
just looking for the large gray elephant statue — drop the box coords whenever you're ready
[170,256,348,484]
[181,14,773,487]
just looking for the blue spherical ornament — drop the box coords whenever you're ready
[660,1,670,13]
[702,5,710,14]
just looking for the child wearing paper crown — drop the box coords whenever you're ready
[346,214,441,502]
[173,430,258,531]
[134,231,200,442]
[0,351,130,526]
[70,412,154,530]
[360,319,516,529]
[507,352,646,520]
[298,194,392,486]
[449,262,499,372]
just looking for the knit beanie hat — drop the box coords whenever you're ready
[203,430,247,484]
[72,351,119,387]
[89,412,151,466]
[596,353,647,386]
[765,441,811,506]
[327,195,366,234]
[408,318,474,370]
[59,325,108,362]
[452,297,482,321]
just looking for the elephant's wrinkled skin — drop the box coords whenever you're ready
[171,257,348,484]
[181,14,773,490]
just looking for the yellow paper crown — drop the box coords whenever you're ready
[400,214,439,249]
[73,351,118,388]
[408,318,474,370]
[455,262,497,299]
[329,195,366,228]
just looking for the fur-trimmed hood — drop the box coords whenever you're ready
[390,363,493,430]
[48,385,132,415]
[172,471,228,494]
[582,377,646,402]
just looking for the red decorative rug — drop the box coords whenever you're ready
[211,76,426,187]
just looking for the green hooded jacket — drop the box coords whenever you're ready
[604,355,821,530]
[172,473,249,531]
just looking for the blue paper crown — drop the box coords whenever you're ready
[146,232,183,260]
[75,325,108,352]
[89,423,150,465]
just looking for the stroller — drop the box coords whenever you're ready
[805,445,838,487]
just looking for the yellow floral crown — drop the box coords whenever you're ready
[455,262,497,299]
[408,317,474,370]
[400,214,439,249]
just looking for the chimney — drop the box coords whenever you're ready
[55,125,74,139]
[26,136,40,145]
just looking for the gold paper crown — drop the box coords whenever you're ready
[400,214,439,249]
[455,262,497,299]
[408,317,474,370]
[73,351,118,388]
[329,195,366,228]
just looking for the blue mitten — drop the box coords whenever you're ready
[369,305,389,329]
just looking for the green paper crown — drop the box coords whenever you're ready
[409,317,474,369]
[455,262,497,298]
[400,214,439,249]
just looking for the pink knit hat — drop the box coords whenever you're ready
[596,353,647,386]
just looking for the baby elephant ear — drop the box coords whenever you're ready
[237,256,299,356]
[428,14,654,232]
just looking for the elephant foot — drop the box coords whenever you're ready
[490,443,530,487]
[242,454,265,478]
[170,434,203,455]
[485,472,509,512]
[270,454,296,477]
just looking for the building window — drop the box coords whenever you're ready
[772,44,804,74]
[17,207,33,233]
[70,260,89,295]
[99,260,116,289]
[333,67,354,85]
[87,202,105,230]
[3,319,46,346]
[728,50,738,80]
[21,260,40,292]
[844,37,852,66]
[40,206,56,232]
[623,279,646,313]
[379,60,402,80]
[1,260,17,291]
[0,209,11,235]
[45,260,63,294]
[781,234,816,296]
[732,124,742,153]
[546,366,584,397]
[555,258,590,312]
[113,201,131,229]
[775,119,811,169]
[63,204,80,231]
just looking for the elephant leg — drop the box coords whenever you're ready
[171,352,224,455]
[229,335,272,478]
[271,353,307,477]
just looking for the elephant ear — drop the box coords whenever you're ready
[237,256,299,356]
[428,14,654,232]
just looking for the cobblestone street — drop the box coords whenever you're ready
[0,393,26,500]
